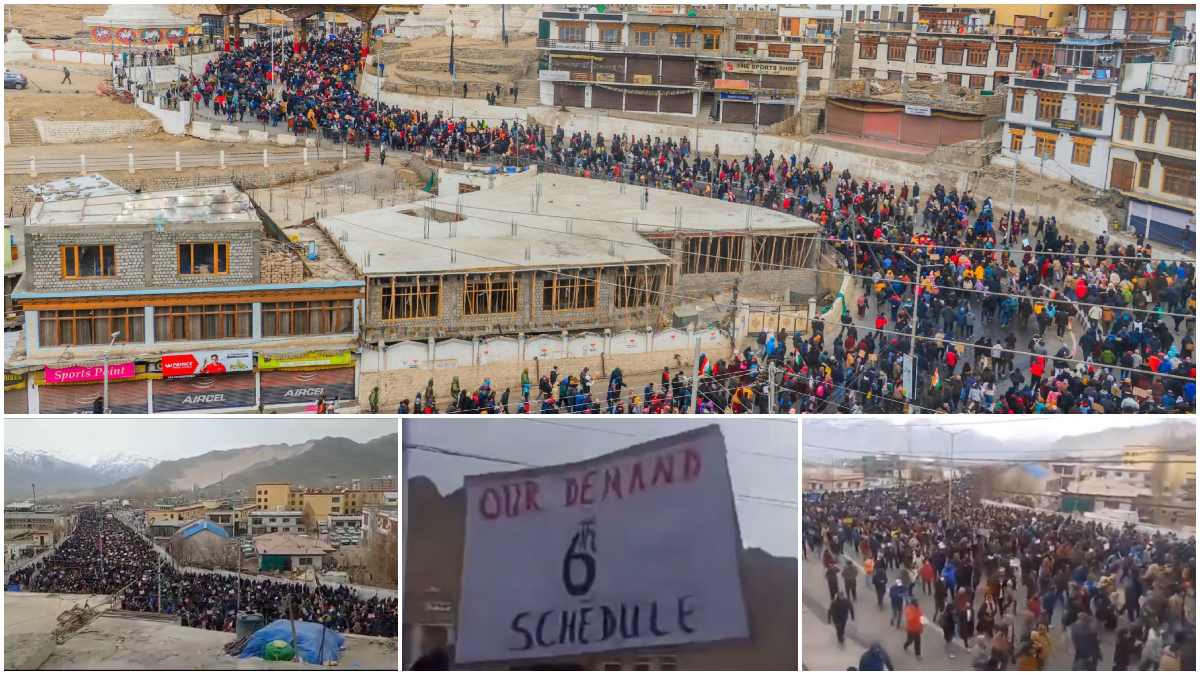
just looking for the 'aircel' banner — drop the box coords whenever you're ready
[455,424,749,663]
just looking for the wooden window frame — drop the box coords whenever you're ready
[1143,115,1158,144]
[701,28,721,51]
[614,265,666,309]
[1035,91,1062,121]
[859,67,875,79]
[1167,118,1195,151]
[1011,88,1025,113]
[152,303,252,342]
[37,306,144,347]
[1119,112,1136,141]
[1137,161,1153,189]
[966,45,989,67]
[1009,128,1025,152]
[916,43,937,64]
[178,241,230,276]
[631,28,655,47]
[1076,96,1104,129]
[1034,130,1057,158]
[968,74,985,89]
[802,46,824,69]
[379,275,441,321]
[1162,165,1195,198]
[261,299,354,337]
[541,269,598,312]
[887,41,906,62]
[1110,158,1136,191]
[557,22,586,43]
[1085,5,1113,31]
[942,45,965,66]
[60,244,116,279]
[1071,136,1094,166]
[859,42,878,59]
[462,272,519,316]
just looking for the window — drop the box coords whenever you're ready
[178,242,229,275]
[1036,91,1062,121]
[942,45,964,65]
[153,303,252,341]
[702,29,721,50]
[966,45,989,66]
[802,46,824,69]
[1128,6,1155,34]
[667,28,693,48]
[859,67,875,79]
[261,299,353,336]
[379,276,439,320]
[462,273,518,315]
[996,43,1013,67]
[859,42,878,59]
[614,266,666,308]
[557,23,585,43]
[1011,88,1025,113]
[1085,5,1113,31]
[916,42,936,63]
[1009,128,1025,152]
[1138,161,1152,189]
[1016,43,1054,70]
[38,307,145,347]
[60,244,116,279]
[887,70,902,81]
[1071,136,1094,165]
[1168,118,1194,150]
[807,77,822,91]
[1034,131,1057,158]
[682,235,743,274]
[1144,115,1158,144]
[916,72,932,82]
[1076,96,1104,128]
[298,557,313,566]
[1163,165,1195,197]
[887,41,906,61]
[541,270,597,311]
[600,26,621,44]
[1119,112,1136,141]
[1110,158,1135,191]
[969,74,985,89]
[632,28,655,47]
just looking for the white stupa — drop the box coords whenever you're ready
[83,4,191,30]
[5,29,34,63]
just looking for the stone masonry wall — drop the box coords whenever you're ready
[148,229,260,288]
[26,231,146,292]
[35,119,161,145]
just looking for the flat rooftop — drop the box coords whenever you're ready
[28,184,257,229]
[25,174,129,203]
[5,593,397,670]
[319,170,815,276]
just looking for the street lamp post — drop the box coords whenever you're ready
[101,330,120,414]
[933,427,969,522]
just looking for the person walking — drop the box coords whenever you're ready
[902,597,924,659]
[842,558,859,603]
[941,605,958,660]
[825,562,841,602]
[61,66,72,84]
[889,578,907,628]
[858,642,893,671]
[828,591,854,646]
[873,565,888,610]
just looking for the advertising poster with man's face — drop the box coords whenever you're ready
[161,350,254,378]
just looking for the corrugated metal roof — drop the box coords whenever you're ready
[177,519,229,540]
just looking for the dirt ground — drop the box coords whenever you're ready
[5,61,154,121]
[6,4,216,39]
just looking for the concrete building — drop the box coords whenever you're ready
[254,532,333,572]
[1002,75,1119,190]
[802,467,865,492]
[5,184,364,414]
[1108,53,1196,250]
[319,170,819,348]
[826,77,1005,146]
[249,508,304,536]
[362,505,398,586]
[1072,5,1194,41]
[204,503,256,537]
[3,509,74,555]
[254,482,296,511]
[145,503,207,525]
[1062,477,1151,512]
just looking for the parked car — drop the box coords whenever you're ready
[5,71,28,90]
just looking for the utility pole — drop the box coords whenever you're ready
[101,330,120,413]
[157,557,162,612]
[767,362,776,413]
[935,428,969,522]
[687,336,702,414]
[907,263,921,402]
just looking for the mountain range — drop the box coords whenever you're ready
[4,433,397,499]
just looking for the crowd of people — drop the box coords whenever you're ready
[6,508,396,638]
[167,29,1193,415]
[803,479,1195,670]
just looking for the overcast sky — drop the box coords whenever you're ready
[5,418,396,464]
[403,418,799,558]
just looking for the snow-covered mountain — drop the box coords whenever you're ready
[88,453,161,482]
[4,447,117,497]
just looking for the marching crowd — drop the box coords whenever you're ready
[172,29,1193,415]
[803,480,1195,670]
[6,509,396,638]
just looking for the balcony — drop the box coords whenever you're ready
[538,37,726,58]
[540,69,704,89]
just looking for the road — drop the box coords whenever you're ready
[801,549,1124,670]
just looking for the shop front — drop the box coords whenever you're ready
[258,351,356,407]
[5,372,28,414]
[152,372,257,412]
[36,362,149,414]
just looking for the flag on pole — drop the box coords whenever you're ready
[449,22,456,81]
[931,367,941,390]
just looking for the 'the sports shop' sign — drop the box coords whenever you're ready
[455,425,748,663]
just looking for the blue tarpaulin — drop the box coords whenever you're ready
[238,620,344,665]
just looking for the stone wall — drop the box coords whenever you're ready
[33,119,161,145]
[25,230,146,292]
[147,229,260,288]
[259,244,306,284]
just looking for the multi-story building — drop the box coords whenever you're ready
[249,508,304,536]
[205,503,257,537]
[254,482,296,511]
[725,11,832,104]
[4,184,364,414]
[1072,5,1194,40]
[1107,52,1196,250]
[1002,74,1118,190]
[145,502,208,525]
